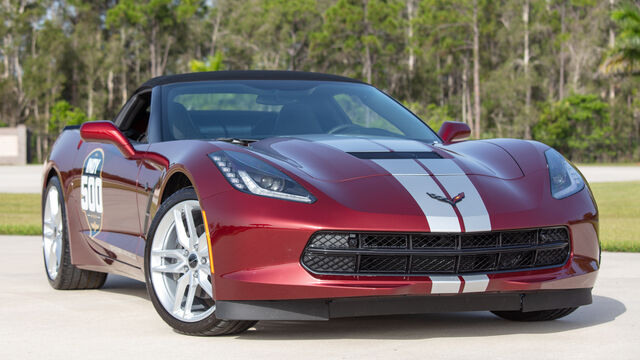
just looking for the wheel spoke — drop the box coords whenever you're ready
[43,220,55,238]
[183,203,198,250]
[55,236,62,264]
[197,234,209,256]
[184,277,197,316]
[152,249,185,260]
[198,271,213,298]
[173,208,190,249]
[48,190,59,217]
[152,262,186,274]
[172,273,189,314]
[47,241,57,273]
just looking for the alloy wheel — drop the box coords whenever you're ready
[43,186,63,280]
[149,200,214,322]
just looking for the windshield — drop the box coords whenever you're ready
[160,80,439,143]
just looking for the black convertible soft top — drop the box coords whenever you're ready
[137,70,363,92]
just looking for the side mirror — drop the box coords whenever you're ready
[438,121,471,144]
[80,121,136,158]
[80,121,169,168]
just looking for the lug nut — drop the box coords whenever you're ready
[200,257,207,265]
[183,266,188,272]
[193,244,199,251]
[183,250,189,256]
[193,271,199,278]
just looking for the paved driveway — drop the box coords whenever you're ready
[0,165,42,193]
[1,164,639,194]
[0,235,635,359]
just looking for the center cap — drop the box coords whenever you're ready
[188,253,198,269]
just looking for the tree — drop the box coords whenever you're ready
[534,94,613,161]
[600,2,640,75]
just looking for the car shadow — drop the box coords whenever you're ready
[100,274,149,300]
[238,295,625,340]
[95,276,625,340]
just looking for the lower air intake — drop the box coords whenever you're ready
[301,227,570,276]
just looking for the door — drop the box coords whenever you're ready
[76,91,152,273]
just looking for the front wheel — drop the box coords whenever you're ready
[144,187,256,336]
[492,307,578,321]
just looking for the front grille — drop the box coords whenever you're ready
[301,227,570,276]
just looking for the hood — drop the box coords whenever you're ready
[248,135,524,182]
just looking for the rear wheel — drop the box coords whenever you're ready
[42,176,107,290]
[492,307,578,321]
[144,188,256,336]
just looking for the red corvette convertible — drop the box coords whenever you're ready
[42,71,599,335]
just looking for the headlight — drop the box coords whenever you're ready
[544,148,585,199]
[209,151,316,204]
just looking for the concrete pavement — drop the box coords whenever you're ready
[0,235,635,359]
[0,165,42,193]
[578,165,640,183]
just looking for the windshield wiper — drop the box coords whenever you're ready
[215,137,259,146]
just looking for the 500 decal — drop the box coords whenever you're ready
[81,149,104,237]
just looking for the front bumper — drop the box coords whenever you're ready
[216,288,593,320]
[202,189,600,303]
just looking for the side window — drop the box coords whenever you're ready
[119,92,152,143]
[333,94,402,135]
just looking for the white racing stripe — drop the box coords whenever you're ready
[429,276,461,294]
[374,160,461,232]
[319,138,492,233]
[461,275,490,293]
[419,159,492,232]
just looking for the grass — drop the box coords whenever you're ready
[590,181,640,252]
[0,193,41,235]
[0,182,639,251]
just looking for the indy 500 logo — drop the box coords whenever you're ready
[81,149,104,237]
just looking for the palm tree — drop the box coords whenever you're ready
[600,2,640,75]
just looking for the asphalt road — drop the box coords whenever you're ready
[0,235,635,360]
[0,164,639,194]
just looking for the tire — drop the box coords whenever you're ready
[144,187,257,336]
[492,307,578,321]
[42,176,107,290]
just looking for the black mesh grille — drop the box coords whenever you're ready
[411,256,456,273]
[535,246,570,266]
[539,228,569,244]
[412,234,457,249]
[309,233,356,249]
[501,231,536,246]
[302,254,356,272]
[498,251,535,270]
[361,234,408,249]
[360,256,407,273]
[301,227,570,276]
[461,233,498,248]
[459,254,497,272]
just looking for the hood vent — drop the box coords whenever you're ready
[348,151,442,160]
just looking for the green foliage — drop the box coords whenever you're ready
[49,101,91,135]
[534,94,613,161]
[404,102,454,132]
[601,2,640,75]
[189,53,224,72]
[2,0,640,163]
